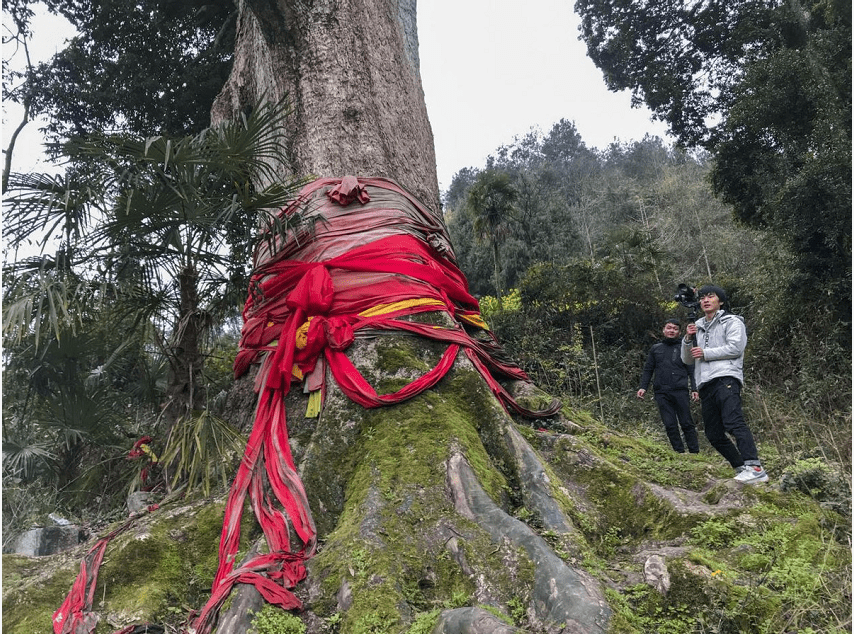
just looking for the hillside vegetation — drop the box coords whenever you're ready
[444,130,850,488]
[2,129,851,634]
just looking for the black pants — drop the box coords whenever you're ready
[698,377,758,468]
[654,390,699,453]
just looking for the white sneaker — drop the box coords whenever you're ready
[734,465,769,484]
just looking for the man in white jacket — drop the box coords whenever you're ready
[683,285,769,484]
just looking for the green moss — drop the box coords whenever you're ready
[477,604,515,626]
[296,330,515,539]
[98,535,180,618]
[603,585,695,634]
[578,427,715,489]
[519,406,850,633]
[250,604,307,634]
[603,560,783,634]
[305,362,540,632]
[1,496,262,634]
[92,499,253,631]
[680,492,851,631]
[700,482,728,505]
[1,555,77,634]
[685,549,729,572]
[366,374,509,503]
[376,344,431,375]
[365,330,445,397]
[561,407,598,429]
[556,453,692,552]
[354,330,513,500]
[689,514,754,549]
[673,560,782,633]
[351,605,403,634]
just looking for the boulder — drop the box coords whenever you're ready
[3,525,84,557]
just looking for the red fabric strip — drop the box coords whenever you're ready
[53,510,156,634]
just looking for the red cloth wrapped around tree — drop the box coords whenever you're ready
[55,176,560,634]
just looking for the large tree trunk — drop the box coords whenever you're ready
[211,0,440,213]
[211,2,611,633]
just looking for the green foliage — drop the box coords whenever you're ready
[465,170,520,305]
[481,257,670,406]
[575,0,851,323]
[710,30,851,318]
[7,0,235,144]
[779,457,849,503]
[575,0,778,147]
[506,596,527,625]
[2,261,93,348]
[1,297,154,537]
[556,431,851,634]
[1,497,243,633]
[446,127,850,483]
[2,100,305,523]
[606,584,696,634]
[325,612,343,632]
[689,504,851,632]
[159,410,245,497]
[691,518,738,550]
[250,604,307,634]
[405,610,441,634]
[478,288,521,321]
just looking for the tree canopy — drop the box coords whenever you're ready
[3,0,235,147]
[575,0,851,318]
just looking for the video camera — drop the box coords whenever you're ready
[674,283,700,318]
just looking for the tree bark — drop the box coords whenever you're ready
[165,265,205,420]
[211,0,440,213]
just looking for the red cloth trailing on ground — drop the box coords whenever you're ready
[54,176,560,634]
[52,507,158,634]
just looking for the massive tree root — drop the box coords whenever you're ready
[43,176,610,634]
[227,337,611,634]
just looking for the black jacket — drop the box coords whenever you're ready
[640,338,696,393]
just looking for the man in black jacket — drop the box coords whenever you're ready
[637,319,700,453]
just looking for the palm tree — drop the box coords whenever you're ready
[464,170,519,308]
[3,99,305,479]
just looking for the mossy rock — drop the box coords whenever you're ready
[1,497,258,634]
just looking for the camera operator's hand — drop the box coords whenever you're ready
[686,324,698,338]
[690,346,705,360]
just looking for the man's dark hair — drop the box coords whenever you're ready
[665,318,681,327]
[697,285,728,304]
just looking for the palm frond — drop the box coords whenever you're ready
[2,436,55,481]
[2,263,94,346]
[34,384,129,449]
[160,410,245,497]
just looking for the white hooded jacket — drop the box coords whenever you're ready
[681,310,746,389]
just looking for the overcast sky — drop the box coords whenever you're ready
[4,1,672,191]
[418,0,672,191]
[2,8,72,174]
